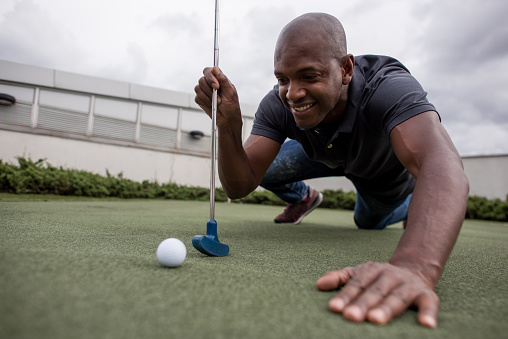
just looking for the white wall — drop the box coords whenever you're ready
[462,156,508,200]
[0,129,357,193]
[0,130,215,188]
[2,129,508,200]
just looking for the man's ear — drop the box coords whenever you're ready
[342,54,354,85]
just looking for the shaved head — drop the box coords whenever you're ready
[275,13,348,62]
[272,13,354,128]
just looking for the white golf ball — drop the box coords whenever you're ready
[156,238,187,267]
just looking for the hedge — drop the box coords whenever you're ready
[1,157,506,222]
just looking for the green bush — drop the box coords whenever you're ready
[466,196,508,222]
[0,157,358,211]
[238,190,286,206]
[321,189,356,210]
[1,157,507,221]
[0,157,206,200]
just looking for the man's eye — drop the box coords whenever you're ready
[277,78,288,85]
[304,75,318,80]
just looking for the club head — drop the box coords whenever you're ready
[192,219,229,257]
[192,235,229,257]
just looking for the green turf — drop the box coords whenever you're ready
[1,196,507,339]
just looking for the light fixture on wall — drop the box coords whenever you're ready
[0,93,16,106]
[189,130,205,140]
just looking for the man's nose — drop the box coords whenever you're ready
[287,81,305,102]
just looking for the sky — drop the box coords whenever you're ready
[1,0,507,156]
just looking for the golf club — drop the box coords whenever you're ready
[192,0,229,257]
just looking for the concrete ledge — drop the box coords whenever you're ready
[0,60,54,87]
[130,83,190,107]
[55,70,130,99]
[0,60,196,108]
[1,59,259,116]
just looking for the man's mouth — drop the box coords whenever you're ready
[292,103,314,112]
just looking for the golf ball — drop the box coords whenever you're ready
[156,238,187,267]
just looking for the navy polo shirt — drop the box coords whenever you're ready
[251,55,438,202]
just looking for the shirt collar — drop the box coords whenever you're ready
[335,67,363,134]
[312,65,363,136]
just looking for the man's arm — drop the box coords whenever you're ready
[218,132,281,199]
[195,66,281,199]
[317,111,469,328]
[390,111,469,286]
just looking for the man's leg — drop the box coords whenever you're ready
[260,140,342,224]
[354,187,412,230]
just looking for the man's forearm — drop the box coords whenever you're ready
[389,163,469,287]
[216,125,258,199]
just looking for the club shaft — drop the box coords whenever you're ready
[214,0,220,67]
[210,0,220,220]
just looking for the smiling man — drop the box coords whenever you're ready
[194,13,469,328]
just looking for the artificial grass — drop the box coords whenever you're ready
[0,196,507,339]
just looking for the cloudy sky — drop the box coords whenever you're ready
[1,0,507,156]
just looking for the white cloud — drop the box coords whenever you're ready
[0,0,83,68]
[444,120,508,156]
[0,0,507,156]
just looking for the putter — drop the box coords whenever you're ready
[192,0,229,257]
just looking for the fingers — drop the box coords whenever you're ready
[194,66,239,119]
[366,288,438,328]
[328,262,389,319]
[194,67,218,114]
[210,66,236,94]
[202,66,220,92]
[194,67,216,112]
[317,262,440,328]
[194,82,212,114]
[365,286,412,324]
[416,291,439,328]
[195,67,231,98]
[316,267,354,291]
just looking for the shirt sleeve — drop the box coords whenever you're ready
[364,66,439,135]
[250,87,288,144]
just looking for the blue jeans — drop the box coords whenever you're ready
[259,140,411,229]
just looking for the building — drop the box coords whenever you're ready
[1,60,506,200]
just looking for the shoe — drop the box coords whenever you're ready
[274,186,323,225]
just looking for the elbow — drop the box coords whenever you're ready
[449,163,470,202]
[219,173,259,200]
[226,191,248,200]
[222,185,255,200]
[447,155,470,199]
[460,170,470,198]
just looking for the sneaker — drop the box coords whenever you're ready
[274,186,323,224]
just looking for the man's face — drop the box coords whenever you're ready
[274,36,346,129]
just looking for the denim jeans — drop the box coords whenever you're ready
[259,140,412,229]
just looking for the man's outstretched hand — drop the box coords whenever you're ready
[316,262,439,328]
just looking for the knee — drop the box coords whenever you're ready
[259,175,275,189]
[354,217,377,230]
[354,216,386,230]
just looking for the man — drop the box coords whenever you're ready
[194,13,469,328]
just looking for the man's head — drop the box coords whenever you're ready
[274,13,354,129]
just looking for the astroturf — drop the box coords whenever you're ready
[0,196,507,339]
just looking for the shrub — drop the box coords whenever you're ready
[321,189,356,210]
[1,157,507,221]
[466,196,508,222]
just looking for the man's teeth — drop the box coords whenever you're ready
[294,104,313,112]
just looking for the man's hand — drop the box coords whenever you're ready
[316,262,439,328]
[194,66,242,129]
